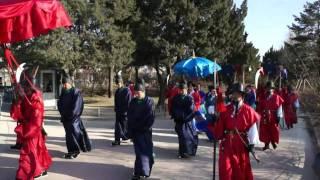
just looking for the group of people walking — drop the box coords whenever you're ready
[10,72,91,180]
[8,68,299,179]
[165,79,299,180]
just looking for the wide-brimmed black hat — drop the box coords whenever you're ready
[266,81,275,89]
[134,78,145,91]
[62,76,71,84]
[178,81,188,89]
[231,82,245,95]
[208,85,215,91]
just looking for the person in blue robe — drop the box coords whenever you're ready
[112,76,132,146]
[58,77,91,159]
[171,81,198,159]
[127,79,155,180]
[244,85,256,109]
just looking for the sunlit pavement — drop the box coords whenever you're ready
[0,107,318,180]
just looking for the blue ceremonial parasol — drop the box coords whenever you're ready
[173,53,221,78]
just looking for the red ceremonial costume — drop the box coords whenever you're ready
[283,92,299,128]
[16,90,52,180]
[192,90,201,111]
[258,93,284,144]
[10,99,24,145]
[165,86,179,115]
[255,85,266,113]
[211,103,260,180]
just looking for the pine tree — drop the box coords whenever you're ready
[288,0,320,77]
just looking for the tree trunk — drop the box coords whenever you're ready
[155,64,167,110]
[90,72,96,97]
[165,64,171,83]
[135,66,139,81]
[68,69,76,86]
[108,66,114,98]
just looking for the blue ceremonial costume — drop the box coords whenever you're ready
[114,86,132,142]
[128,96,155,177]
[171,94,198,157]
[58,87,91,154]
[244,90,256,109]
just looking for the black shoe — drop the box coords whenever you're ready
[178,153,190,159]
[122,136,129,141]
[112,141,121,146]
[72,152,80,158]
[271,142,277,150]
[262,144,270,151]
[63,152,79,159]
[63,153,74,159]
[132,175,140,180]
[34,170,48,179]
[10,144,22,150]
[132,175,148,180]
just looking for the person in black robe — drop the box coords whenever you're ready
[58,77,91,159]
[112,76,132,146]
[171,81,198,158]
[127,79,155,180]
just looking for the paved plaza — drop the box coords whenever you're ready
[0,106,318,180]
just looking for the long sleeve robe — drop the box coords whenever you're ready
[171,94,198,156]
[128,96,155,177]
[58,88,91,153]
[114,87,132,141]
[283,92,299,128]
[210,103,260,180]
[16,90,52,180]
[258,93,284,144]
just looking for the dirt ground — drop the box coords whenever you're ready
[299,90,320,149]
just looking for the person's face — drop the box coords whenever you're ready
[232,92,242,102]
[180,88,187,95]
[117,82,123,88]
[63,82,72,90]
[197,84,201,90]
[245,87,250,93]
[135,90,145,99]
[267,87,274,95]
[211,89,217,96]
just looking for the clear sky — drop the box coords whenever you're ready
[234,0,315,57]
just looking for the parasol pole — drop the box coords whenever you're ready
[214,60,217,89]
[213,59,217,180]
[213,133,217,180]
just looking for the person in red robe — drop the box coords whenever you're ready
[16,79,52,180]
[165,82,179,116]
[210,83,260,180]
[128,81,135,97]
[283,85,299,129]
[258,81,284,150]
[255,84,266,113]
[10,98,23,150]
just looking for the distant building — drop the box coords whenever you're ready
[0,67,63,108]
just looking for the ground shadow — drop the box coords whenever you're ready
[0,154,162,180]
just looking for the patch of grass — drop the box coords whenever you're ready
[84,96,114,107]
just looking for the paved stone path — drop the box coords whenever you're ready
[0,107,318,180]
